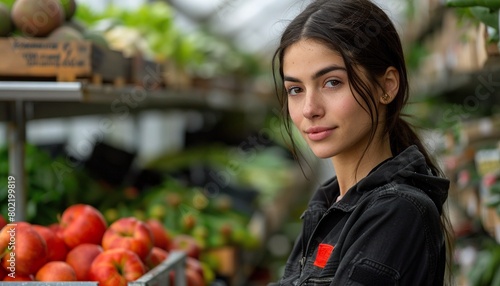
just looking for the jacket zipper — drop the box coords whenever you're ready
[299,208,333,276]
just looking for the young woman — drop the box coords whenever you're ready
[271,0,454,285]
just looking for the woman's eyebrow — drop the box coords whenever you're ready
[313,65,346,80]
[284,75,300,83]
[284,65,346,83]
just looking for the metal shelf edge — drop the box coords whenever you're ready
[0,81,83,101]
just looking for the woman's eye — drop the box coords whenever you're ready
[325,79,341,88]
[287,86,302,96]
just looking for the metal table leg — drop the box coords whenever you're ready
[7,100,26,222]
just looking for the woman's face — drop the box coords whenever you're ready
[283,39,376,159]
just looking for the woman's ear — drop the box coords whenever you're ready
[380,66,399,104]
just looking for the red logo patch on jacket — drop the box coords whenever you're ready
[313,243,335,268]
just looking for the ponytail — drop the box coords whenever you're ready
[389,117,444,177]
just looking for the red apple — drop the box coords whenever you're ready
[32,224,68,261]
[66,243,103,281]
[60,204,108,249]
[102,217,154,261]
[186,257,204,280]
[48,223,65,239]
[169,234,201,259]
[146,218,171,250]
[89,248,147,286]
[145,247,169,269]
[35,261,77,281]
[186,268,206,286]
[0,222,47,275]
[3,273,34,281]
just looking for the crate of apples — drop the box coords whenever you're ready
[0,204,205,285]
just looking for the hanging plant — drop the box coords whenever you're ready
[446,0,500,9]
[446,0,500,53]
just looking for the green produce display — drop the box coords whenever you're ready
[130,179,261,250]
[99,143,297,251]
[0,142,295,253]
[0,145,100,225]
[148,144,296,206]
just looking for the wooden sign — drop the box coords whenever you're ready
[0,38,129,84]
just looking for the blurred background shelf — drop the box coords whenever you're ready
[0,81,268,121]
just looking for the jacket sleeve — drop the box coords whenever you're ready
[331,191,445,286]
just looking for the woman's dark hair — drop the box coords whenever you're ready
[272,0,454,284]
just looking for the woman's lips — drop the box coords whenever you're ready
[305,127,336,141]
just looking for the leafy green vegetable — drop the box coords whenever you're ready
[0,145,108,225]
[469,6,500,28]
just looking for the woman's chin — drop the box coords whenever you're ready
[311,149,337,159]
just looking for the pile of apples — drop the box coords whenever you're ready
[0,204,205,286]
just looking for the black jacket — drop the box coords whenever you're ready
[274,145,449,286]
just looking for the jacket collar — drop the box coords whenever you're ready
[308,145,449,214]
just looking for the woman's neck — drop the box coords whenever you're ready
[331,139,393,197]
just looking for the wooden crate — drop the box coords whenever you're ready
[0,37,130,86]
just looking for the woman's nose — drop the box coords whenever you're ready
[302,92,325,119]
